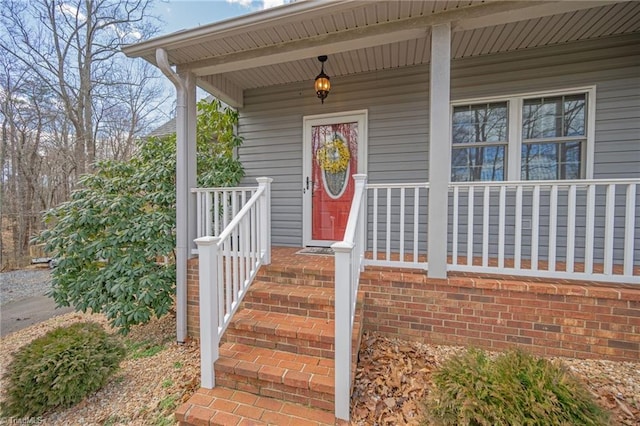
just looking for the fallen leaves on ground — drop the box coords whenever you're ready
[2,317,638,425]
[351,332,640,426]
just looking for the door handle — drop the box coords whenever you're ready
[306,176,313,190]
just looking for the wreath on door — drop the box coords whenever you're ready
[316,139,350,174]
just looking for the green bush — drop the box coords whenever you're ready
[424,348,609,426]
[1,322,125,418]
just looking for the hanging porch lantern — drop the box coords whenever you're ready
[314,55,330,104]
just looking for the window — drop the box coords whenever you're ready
[451,89,593,182]
[521,94,586,180]
[451,102,507,182]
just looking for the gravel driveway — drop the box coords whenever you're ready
[0,269,53,305]
[0,269,74,337]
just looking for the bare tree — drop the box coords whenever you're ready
[0,0,167,269]
[0,0,160,176]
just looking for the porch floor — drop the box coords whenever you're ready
[267,246,638,288]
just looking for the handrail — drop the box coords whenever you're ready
[449,178,640,188]
[194,177,272,389]
[192,186,257,245]
[191,186,257,192]
[332,174,367,421]
[217,187,263,243]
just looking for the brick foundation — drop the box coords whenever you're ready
[187,253,640,362]
[187,257,200,338]
[360,269,640,361]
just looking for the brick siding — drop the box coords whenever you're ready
[360,270,640,362]
[187,257,640,362]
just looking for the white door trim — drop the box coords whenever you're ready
[302,109,368,247]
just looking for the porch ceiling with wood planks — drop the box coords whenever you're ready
[123,0,640,107]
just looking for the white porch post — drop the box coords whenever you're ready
[195,236,219,388]
[256,177,273,265]
[156,48,197,343]
[427,23,452,279]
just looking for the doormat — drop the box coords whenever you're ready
[296,247,334,256]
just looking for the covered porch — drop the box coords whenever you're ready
[122,0,640,422]
[182,175,639,423]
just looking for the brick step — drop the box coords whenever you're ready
[242,281,335,319]
[222,309,335,357]
[176,387,337,426]
[257,264,334,289]
[214,342,335,411]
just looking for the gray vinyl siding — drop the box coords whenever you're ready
[237,33,639,254]
[238,67,429,246]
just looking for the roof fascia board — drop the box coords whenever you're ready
[122,0,355,58]
[455,0,619,31]
[177,1,553,76]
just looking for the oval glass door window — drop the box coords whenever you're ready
[323,162,350,199]
[317,135,350,199]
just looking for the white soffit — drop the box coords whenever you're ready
[123,0,640,103]
[222,1,639,91]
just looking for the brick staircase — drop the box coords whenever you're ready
[177,257,364,425]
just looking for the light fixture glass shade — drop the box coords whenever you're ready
[315,56,330,103]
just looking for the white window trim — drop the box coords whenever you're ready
[451,86,596,180]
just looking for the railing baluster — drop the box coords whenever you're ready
[232,194,239,302]
[514,185,523,270]
[531,185,540,271]
[498,186,506,269]
[241,192,248,289]
[585,184,596,274]
[251,200,257,271]
[224,239,232,318]
[467,186,474,266]
[373,188,378,261]
[623,184,636,277]
[413,187,419,263]
[548,186,558,272]
[217,240,224,327]
[214,191,220,236]
[386,188,391,261]
[604,184,616,275]
[452,186,459,265]
[221,191,230,231]
[482,186,490,267]
[196,192,203,237]
[567,185,577,273]
[399,187,405,261]
[205,192,212,236]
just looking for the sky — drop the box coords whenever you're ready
[152,0,291,36]
[146,0,292,118]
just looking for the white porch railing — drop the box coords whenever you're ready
[364,182,430,269]
[449,179,639,284]
[192,186,258,248]
[352,178,638,284]
[331,174,367,421]
[194,177,272,388]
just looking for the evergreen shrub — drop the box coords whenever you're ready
[1,322,125,418]
[424,348,609,426]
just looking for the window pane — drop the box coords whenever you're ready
[451,146,505,182]
[521,141,582,180]
[564,95,586,136]
[522,94,585,140]
[452,102,508,144]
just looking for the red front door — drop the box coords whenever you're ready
[310,121,358,241]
